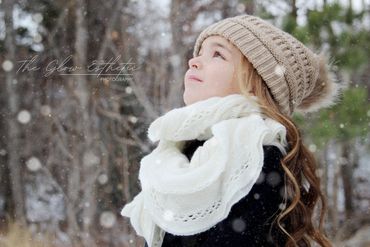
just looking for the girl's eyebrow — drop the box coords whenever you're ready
[199,42,232,54]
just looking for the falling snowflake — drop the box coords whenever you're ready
[279,203,286,210]
[232,218,246,232]
[339,123,344,128]
[274,64,286,77]
[99,211,116,228]
[125,86,133,94]
[163,209,174,221]
[0,149,7,156]
[117,184,123,190]
[182,24,190,32]
[98,173,108,185]
[83,217,91,225]
[170,54,181,67]
[266,171,281,187]
[33,34,42,43]
[129,115,138,124]
[253,193,260,200]
[308,144,317,153]
[26,157,42,172]
[2,60,14,72]
[236,3,246,13]
[40,105,51,116]
[17,110,31,124]
[83,151,100,167]
[32,13,43,23]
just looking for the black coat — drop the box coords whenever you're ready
[144,140,289,247]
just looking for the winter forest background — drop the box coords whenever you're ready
[0,0,369,246]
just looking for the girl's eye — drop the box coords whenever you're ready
[213,51,225,60]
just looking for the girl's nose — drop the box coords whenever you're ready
[188,57,201,69]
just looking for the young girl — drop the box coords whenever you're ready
[121,14,343,247]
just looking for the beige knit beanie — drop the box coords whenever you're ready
[193,14,345,117]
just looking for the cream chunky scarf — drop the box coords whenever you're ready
[120,94,288,247]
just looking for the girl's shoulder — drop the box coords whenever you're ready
[160,142,287,247]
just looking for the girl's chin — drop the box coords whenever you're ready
[183,93,197,106]
[183,93,209,106]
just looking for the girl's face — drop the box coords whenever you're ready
[183,35,243,106]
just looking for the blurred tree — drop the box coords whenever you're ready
[2,0,27,228]
[278,0,370,236]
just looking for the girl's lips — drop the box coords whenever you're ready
[188,75,203,82]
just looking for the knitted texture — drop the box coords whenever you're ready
[120,94,288,247]
[193,14,344,116]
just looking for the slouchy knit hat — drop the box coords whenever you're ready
[193,14,344,117]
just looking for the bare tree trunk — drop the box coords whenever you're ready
[168,0,191,108]
[73,0,89,110]
[291,0,298,24]
[122,144,131,207]
[340,140,354,219]
[72,0,97,246]
[64,0,98,246]
[321,141,329,200]
[3,0,27,227]
[66,134,82,245]
[332,144,339,234]
[322,141,331,233]
[358,62,370,103]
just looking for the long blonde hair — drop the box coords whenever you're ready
[233,54,332,247]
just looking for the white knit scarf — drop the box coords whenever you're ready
[120,94,288,247]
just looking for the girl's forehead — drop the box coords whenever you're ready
[200,35,243,62]
[204,35,229,43]
[200,35,233,49]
